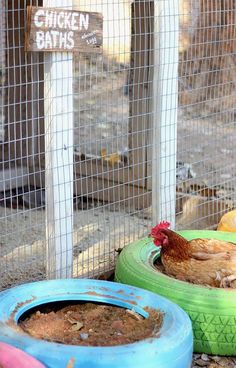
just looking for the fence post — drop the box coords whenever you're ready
[152,0,179,228]
[44,0,74,278]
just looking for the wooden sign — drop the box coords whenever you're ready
[25,6,103,53]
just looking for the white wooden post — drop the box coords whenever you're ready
[152,0,179,228]
[44,0,74,278]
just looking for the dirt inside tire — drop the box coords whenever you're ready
[19,302,163,346]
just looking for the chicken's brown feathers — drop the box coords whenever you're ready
[159,229,190,261]
[152,225,236,288]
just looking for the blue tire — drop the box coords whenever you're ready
[0,279,193,368]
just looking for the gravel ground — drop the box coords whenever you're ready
[192,354,236,368]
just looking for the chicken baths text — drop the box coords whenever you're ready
[25,6,103,53]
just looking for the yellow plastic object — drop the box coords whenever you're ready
[217,210,236,232]
[101,148,107,160]
[108,153,121,166]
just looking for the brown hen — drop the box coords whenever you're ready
[150,221,236,288]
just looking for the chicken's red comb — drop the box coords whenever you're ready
[157,221,170,229]
[150,221,170,236]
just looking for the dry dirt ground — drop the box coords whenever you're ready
[0,204,150,290]
[19,303,163,346]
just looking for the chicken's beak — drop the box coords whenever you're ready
[149,236,161,247]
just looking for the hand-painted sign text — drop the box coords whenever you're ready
[25,6,103,52]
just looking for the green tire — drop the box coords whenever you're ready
[115,230,236,356]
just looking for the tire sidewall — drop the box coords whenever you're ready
[115,232,236,355]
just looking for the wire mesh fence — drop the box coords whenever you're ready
[176,0,236,229]
[0,0,235,290]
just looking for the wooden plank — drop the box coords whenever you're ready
[37,152,147,188]
[30,166,151,210]
[151,0,179,226]
[2,0,44,170]
[74,176,151,210]
[129,1,153,186]
[44,0,74,279]
[5,1,30,162]
[25,6,103,52]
